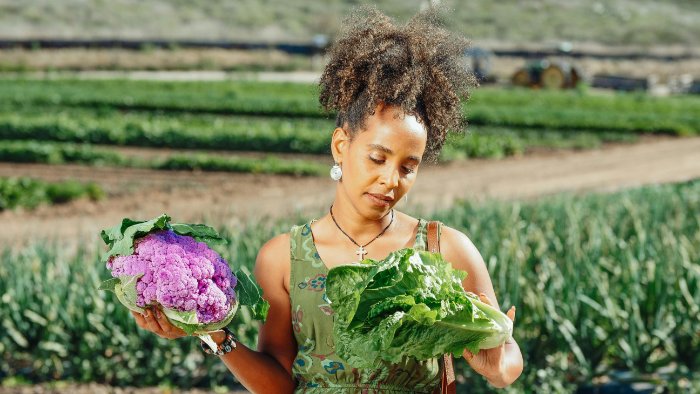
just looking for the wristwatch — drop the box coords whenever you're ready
[200,327,237,356]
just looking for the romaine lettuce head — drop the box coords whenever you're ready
[326,248,513,367]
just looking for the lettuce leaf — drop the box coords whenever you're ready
[326,248,512,367]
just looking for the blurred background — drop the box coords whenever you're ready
[0,1,698,393]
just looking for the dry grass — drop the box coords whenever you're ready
[0,0,698,46]
[0,48,311,71]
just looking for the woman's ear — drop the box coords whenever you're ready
[331,127,351,163]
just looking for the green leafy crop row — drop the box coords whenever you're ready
[1,79,697,135]
[0,177,104,211]
[1,180,698,391]
[0,140,326,177]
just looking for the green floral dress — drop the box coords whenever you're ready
[289,218,443,393]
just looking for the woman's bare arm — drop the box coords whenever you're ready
[440,225,524,388]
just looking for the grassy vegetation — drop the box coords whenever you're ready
[1,80,697,136]
[434,181,700,392]
[0,107,643,162]
[0,140,327,176]
[0,78,694,178]
[0,109,333,155]
[1,180,697,392]
[1,0,698,46]
[0,177,104,211]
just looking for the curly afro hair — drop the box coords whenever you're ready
[319,5,477,164]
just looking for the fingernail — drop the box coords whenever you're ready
[155,309,161,319]
[144,309,150,317]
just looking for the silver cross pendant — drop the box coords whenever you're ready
[355,246,367,261]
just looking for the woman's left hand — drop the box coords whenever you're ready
[463,293,516,388]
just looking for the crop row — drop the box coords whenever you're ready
[0,110,639,162]
[1,180,698,391]
[0,110,332,154]
[0,140,326,176]
[0,176,104,211]
[1,79,698,135]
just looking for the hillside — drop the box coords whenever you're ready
[0,0,699,47]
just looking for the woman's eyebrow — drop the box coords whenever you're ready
[368,144,421,163]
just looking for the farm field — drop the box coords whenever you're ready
[0,78,697,181]
[2,176,698,393]
[1,1,699,392]
[1,77,699,246]
[1,75,699,393]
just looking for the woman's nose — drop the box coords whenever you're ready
[380,166,400,188]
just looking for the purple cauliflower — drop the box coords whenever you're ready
[106,229,236,323]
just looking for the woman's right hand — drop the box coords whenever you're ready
[131,305,188,340]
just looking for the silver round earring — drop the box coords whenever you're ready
[404,194,408,202]
[330,162,342,181]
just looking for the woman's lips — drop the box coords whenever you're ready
[366,193,392,207]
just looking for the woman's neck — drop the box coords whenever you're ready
[326,197,394,244]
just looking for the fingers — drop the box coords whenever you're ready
[478,293,517,323]
[507,306,516,322]
[154,306,187,338]
[153,305,172,335]
[478,293,493,305]
[130,305,187,339]
[131,310,147,328]
[134,306,165,336]
[146,307,167,336]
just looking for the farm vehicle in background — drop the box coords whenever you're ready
[463,47,497,84]
[511,59,583,89]
[463,47,584,90]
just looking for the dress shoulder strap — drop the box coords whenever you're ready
[289,223,306,262]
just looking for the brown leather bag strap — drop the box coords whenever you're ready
[427,220,440,254]
[441,354,456,394]
[427,221,456,394]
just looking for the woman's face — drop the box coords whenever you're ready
[332,103,428,219]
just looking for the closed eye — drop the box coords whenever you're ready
[369,156,415,174]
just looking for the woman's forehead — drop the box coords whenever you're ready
[361,103,424,132]
[359,110,427,158]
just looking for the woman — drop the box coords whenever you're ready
[132,5,523,393]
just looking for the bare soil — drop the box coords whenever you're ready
[2,136,699,250]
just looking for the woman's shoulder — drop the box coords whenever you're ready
[253,231,293,291]
[438,223,477,255]
[256,218,312,264]
[255,232,291,271]
[436,223,488,278]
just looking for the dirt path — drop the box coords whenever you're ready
[2,136,699,248]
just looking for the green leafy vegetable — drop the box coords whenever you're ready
[326,248,513,367]
[98,214,269,339]
[234,266,270,321]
